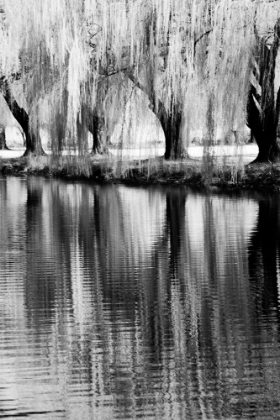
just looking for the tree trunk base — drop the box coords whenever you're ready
[90,145,109,156]
[23,148,47,157]
[164,148,196,161]
[248,150,280,165]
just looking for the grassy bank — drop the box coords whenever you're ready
[0,153,280,190]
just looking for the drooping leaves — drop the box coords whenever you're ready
[0,0,279,156]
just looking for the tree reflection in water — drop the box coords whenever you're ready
[0,177,280,419]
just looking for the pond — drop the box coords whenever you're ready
[0,175,280,419]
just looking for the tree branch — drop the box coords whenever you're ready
[194,29,213,48]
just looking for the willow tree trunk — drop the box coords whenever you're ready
[127,72,184,160]
[157,102,183,160]
[76,104,89,155]
[51,89,68,155]
[247,20,280,163]
[0,125,9,150]
[1,78,45,156]
[76,104,108,155]
[8,99,45,156]
[23,126,46,156]
[90,113,108,155]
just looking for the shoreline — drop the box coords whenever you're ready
[0,146,279,191]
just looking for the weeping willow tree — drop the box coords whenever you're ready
[0,0,89,155]
[248,14,280,163]
[0,0,279,160]
[187,1,256,148]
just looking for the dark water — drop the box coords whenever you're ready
[0,176,280,419]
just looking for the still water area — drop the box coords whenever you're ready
[0,175,280,419]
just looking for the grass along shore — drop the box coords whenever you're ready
[1,147,280,191]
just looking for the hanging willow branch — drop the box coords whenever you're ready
[0,0,279,156]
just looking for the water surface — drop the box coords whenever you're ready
[0,175,280,419]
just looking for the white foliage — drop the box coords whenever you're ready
[0,0,279,148]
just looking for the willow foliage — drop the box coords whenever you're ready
[0,0,280,152]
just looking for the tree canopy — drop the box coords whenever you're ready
[0,0,280,159]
